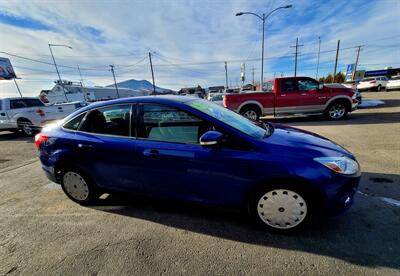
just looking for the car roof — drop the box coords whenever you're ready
[81,95,194,110]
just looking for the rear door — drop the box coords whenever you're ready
[68,104,142,192]
[0,99,13,129]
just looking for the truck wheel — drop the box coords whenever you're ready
[325,101,349,120]
[376,85,382,92]
[17,119,35,136]
[240,106,260,121]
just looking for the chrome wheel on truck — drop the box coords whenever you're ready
[325,102,348,120]
[240,106,260,121]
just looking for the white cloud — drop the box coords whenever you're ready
[0,0,399,97]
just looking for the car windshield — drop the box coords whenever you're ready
[187,99,267,139]
[391,76,400,80]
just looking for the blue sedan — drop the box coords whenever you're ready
[35,96,361,232]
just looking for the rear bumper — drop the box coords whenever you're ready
[42,164,59,183]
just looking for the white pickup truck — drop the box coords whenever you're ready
[0,97,87,135]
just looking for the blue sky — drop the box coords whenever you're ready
[0,0,399,97]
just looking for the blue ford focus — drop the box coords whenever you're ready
[35,96,361,232]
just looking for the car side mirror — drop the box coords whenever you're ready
[200,131,223,147]
[318,84,324,90]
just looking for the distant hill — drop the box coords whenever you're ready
[107,79,172,93]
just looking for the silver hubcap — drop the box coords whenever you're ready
[243,110,258,120]
[63,172,89,201]
[329,104,345,119]
[257,189,307,229]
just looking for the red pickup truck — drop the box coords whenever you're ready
[223,77,359,120]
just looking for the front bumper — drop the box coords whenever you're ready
[357,84,376,91]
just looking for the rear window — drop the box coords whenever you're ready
[63,113,86,130]
[10,98,45,109]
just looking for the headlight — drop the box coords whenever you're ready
[314,156,359,175]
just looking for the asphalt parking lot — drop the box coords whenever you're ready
[0,91,399,275]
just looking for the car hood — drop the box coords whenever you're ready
[261,124,353,159]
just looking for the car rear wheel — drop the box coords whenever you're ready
[61,169,99,205]
[249,185,312,232]
[325,102,348,120]
[376,85,382,92]
[240,106,260,121]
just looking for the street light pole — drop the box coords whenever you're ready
[236,5,292,90]
[48,44,72,102]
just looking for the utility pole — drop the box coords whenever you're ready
[333,39,340,83]
[290,37,303,77]
[13,79,22,97]
[48,44,71,102]
[316,36,321,79]
[149,52,156,95]
[224,61,228,89]
[109,65,120,99]
[252,67,255,86]
[77,65,88,102]
[240,63,245,87]
[352,46,363,81]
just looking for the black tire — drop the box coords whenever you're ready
[60,167,100,205]
[376,85,382,92]
[248,183,315,233]
[17,119,36,136]
[240,105,261,121]
[324,101,349,120]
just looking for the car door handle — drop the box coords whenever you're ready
[143,149,160,158]
[300,93,307,96]
[57,107,63,109]
[280,94,286,97]
[78,143,93,150]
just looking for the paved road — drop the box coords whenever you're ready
[0,92,399,275]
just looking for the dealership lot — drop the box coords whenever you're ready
[0,92,399,275]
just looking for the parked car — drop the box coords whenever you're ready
[342,80,359,90]
[357,76,388,92]
[35,96,361,232]
[223,77,359,121]
[386,75,400,91]
[209,93,228,106]
[0,97,83,135]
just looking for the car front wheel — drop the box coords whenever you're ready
[60,169,99,205]
[249,185,312,232]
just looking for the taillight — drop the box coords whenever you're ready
[35,133,48,149]
[370,80,376,84]
[36,108,45,117]
[223,95,227,107]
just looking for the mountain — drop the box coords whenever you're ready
[107,79,172,93]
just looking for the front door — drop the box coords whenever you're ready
[133,103,255,206]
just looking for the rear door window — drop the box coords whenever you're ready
[10,99,45,109]
[281,80,298,92]
[79,104,132,137]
